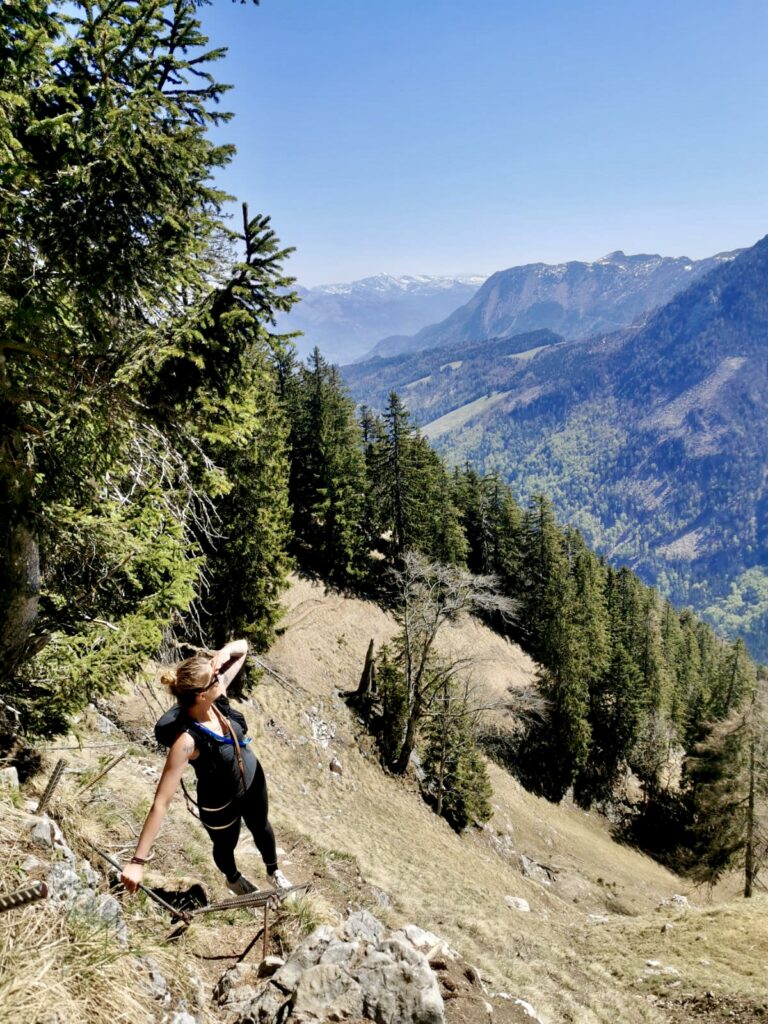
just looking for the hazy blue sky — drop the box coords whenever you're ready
[202,0,768,286]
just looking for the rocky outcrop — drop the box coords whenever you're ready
[217,910,445,1024]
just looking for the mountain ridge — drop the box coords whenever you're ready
[362,249,742,361]
[279,273,486,363]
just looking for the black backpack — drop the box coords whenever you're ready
[154,694,249,748]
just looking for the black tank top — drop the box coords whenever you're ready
[155,696,257,825]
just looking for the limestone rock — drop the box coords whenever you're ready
[317,940,358,968]
[0,766,19,790]
[514,998,544,1022]
[339,908,385,944]
[290,963,364,1022]
[214,963,263,1008]
[20,855,44,873]
[240,980,290,1023]
[272,925,336,992]
[658,893,689,909]
[518,855,553,886]
[505,896,530,913]
[79,858,101,888]
[30,815,75,860]
[258,956,286,979]
[92,709,117,734]
[137,956,171,1006]
[370,885,391,909]
[71,891,128,945]
[238,910,445,1024]
[354,938,444,1024]
[494,994,545,1023]
[48,863,82,903]
[399,924,440,949]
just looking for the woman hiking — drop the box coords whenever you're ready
[121,639,292,896]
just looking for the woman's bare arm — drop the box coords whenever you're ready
[120,732,195,892]
[210,638,248,691]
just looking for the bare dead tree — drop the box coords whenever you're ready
[387,550,518,775]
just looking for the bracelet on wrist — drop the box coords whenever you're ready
[130,851,153,865]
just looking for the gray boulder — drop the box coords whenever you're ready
[71,891,128,945]
[354,938,443,1024]
[0,766,19,791]
[236,912,445,1024]
[29,814,75,860]
[291,963,364,1022]
[339,909,385,944]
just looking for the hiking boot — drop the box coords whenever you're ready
[228,873,258,896]
[269,868,292,891]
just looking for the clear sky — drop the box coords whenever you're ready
[201,0,768,287]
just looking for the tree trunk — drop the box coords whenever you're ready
[744,720,756,898]
[355,639,376,697]
[436,684,448,817]
[0,522,41,683]
[392,712,418,775]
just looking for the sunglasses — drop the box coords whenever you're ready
[199,669,220,694]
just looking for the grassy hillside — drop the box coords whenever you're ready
[2,577,766,1024]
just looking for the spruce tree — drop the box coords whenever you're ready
[370,392,464,564]
[578,567,645,802]
[518,497,591,800]
[288,349,367,585]
[0,2,295,728]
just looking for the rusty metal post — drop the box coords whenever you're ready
[262,903,269,959]
[36,759,66,814]
[77,750,128,794]
[0,881,48,914]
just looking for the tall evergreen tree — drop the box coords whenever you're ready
[0,2,294,729]
[368,392,464,566]
[288,349,367,584]
[359,404,388,557]
[579,567,645,802]
[710,638,754,720]
[518,497,591,800]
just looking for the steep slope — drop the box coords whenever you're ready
[346,237,768,659]
[279,274,485,363]
[3,576,767,1024]
[363,250,739,361]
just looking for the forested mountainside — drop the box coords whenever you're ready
[277,274,485,363]
[344,236,768,661]
[363,249,739,361]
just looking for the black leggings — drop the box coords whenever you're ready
[204,761,278,879]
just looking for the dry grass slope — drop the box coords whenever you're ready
[1,575,766,1024]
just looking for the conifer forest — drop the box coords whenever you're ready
[1,1,765,896]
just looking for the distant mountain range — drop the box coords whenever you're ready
[343,239,768,661]
[279,274,485,363]
[362,250,741,360]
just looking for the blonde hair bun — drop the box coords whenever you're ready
[158,667,177,689]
